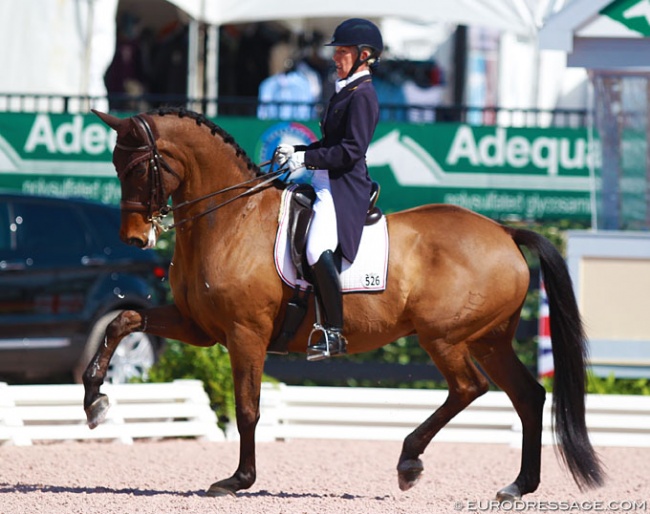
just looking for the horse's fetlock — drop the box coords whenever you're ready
[105,322,121,340]
[235,469,256,490]
[516,475,540,496]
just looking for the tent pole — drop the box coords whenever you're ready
[81,0,95,113]
[188,18,200,111]
[206,24,219,117]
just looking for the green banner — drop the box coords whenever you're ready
[0,112,121,203]
[0,112,597,221]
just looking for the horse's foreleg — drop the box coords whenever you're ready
[207,326,268,497]
[83,304,213,428]
[397,340,489,491]
[470,340,546,501]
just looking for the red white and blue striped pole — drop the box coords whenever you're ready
[537,278,554,379]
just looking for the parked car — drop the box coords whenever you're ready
[0,192,168,383]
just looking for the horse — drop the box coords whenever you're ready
[85,107,604,500]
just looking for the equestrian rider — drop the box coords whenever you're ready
[274,18,382,361]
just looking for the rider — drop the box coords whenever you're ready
[274,18,382,361]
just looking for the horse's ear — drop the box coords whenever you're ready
[91,109,124,131]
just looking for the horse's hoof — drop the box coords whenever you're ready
[496,483,522,502]
[397,458,424,491]
[86,394,110,429]
[206,483,237,498]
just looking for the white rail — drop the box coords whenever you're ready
[244,383,650,447]
[0,379,224,445]
[2,381,649,447]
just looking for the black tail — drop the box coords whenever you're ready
[512,228,604,490]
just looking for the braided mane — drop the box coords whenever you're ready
[149,106,261,174]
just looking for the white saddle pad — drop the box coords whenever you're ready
[274,186,389,293]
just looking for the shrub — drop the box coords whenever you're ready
[146,340,235,426]
[587,373,650,395]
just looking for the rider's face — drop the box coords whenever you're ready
[332,46,358,79]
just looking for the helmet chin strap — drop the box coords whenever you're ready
[345,46,374,79]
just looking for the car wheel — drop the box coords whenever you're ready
[73,310,159,384]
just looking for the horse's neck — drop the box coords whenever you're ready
[193,152,253,197]
[166,128,279,261]
[171,161,275,249]
[173,149,254,218]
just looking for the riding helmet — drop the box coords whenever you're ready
[325,18,383,57]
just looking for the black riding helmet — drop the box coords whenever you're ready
[325,18,383,78]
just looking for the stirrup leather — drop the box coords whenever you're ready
[306,323,347,362]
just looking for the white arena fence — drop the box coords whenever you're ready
[2,381,649,447]
[0,379,223,445]
[244,383,650,448]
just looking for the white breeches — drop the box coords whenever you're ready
[306,169,338,266]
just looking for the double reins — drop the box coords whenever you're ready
[119,114,287,231]
[158,164,285,230]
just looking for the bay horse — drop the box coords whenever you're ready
[85,107,603,499]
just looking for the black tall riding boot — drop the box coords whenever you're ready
[307,250,347,362]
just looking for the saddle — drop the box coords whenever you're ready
[267,181,383,355]
[288,181,382,279]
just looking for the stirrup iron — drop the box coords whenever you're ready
[306,323,347,362]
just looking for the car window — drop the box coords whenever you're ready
[13,201,90,256]
[82,204,124,248]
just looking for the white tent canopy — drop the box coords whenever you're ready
[167,0,538,106]
[0,0,118,109]
[0,0,538,110]
[170,0,536,35]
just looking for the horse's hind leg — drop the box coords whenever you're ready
[470,333,546,501]
[83,304,213,428]
[398,339,489,491]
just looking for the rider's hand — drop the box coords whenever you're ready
[274,144,295,166]
[287,151,305,174]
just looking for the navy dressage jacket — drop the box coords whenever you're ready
[298,75,379,263]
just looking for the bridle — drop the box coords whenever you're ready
[115,115,180,220]
[115,114,286,231]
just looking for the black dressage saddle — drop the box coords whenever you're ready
[266,181,382,355]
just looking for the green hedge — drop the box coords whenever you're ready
[146,340,235,427]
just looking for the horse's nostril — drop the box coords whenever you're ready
[126,237,145,248]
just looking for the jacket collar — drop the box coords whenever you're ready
[335,70,371,94]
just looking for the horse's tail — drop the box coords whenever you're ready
[510,227,604,490]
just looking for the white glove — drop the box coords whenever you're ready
[274,143,294,166]
[287,151,305,174]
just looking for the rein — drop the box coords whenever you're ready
[158,166,285,230]
[118,114,287,231]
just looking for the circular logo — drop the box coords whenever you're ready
[256,122,318,164]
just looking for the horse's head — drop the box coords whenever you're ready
[93,110,182,249]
